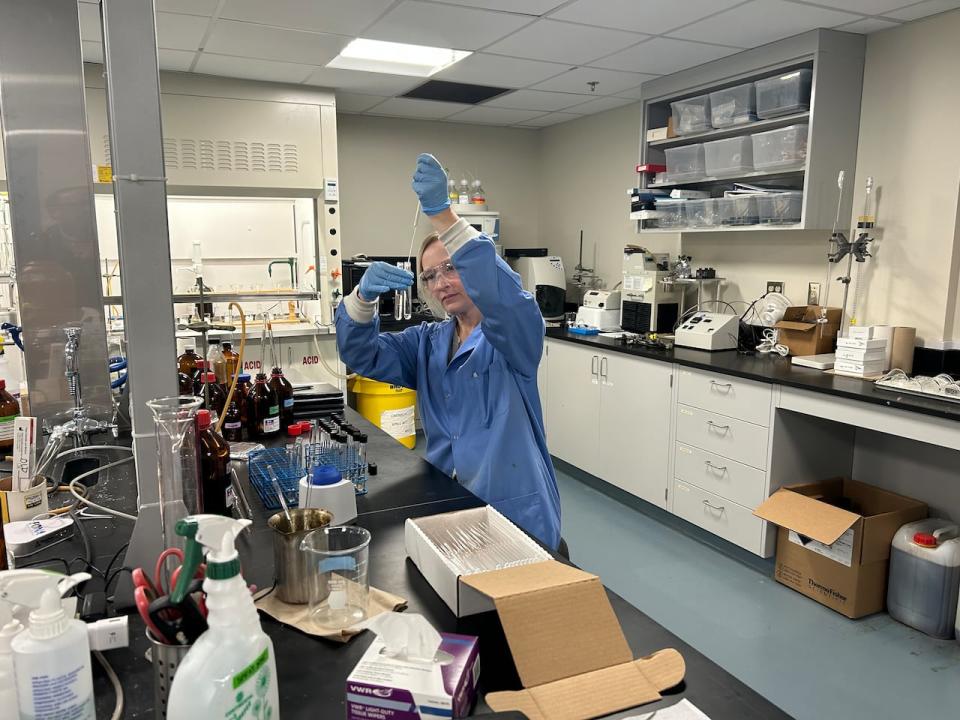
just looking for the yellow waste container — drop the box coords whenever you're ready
[349,376,416,449]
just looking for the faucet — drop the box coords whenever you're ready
[267,258,297,289]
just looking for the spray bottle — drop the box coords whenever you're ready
[166,515,279,720]
[1,571,93,719]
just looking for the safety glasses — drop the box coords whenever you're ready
[419,261,457,288]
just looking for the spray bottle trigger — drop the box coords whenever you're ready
[172,515,252,604]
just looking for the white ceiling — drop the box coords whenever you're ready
[78,0,960,129]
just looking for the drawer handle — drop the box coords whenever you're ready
[710,381,733,393]
[702,500,726,513]
[706,421,730,434]
[704,461,728,474]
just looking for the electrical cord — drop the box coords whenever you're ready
[313,329,356,382]
[67,456,137,521]
[94,650,124,720]
[757,328,790,356]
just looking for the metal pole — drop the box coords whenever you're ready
[100,0,179,605]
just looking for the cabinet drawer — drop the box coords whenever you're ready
[677,368,772,426]
[675,404,769,469]
[674,443,767,508]
[672,480,764,554]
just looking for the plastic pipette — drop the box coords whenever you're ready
[266,464,292,527]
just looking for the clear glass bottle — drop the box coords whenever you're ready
[248,373,280,439]
[269,367,295,431]
[207,339,227,385]
[196,409,232,516]
[457,178,470,205]
[471,179,485,205]
[447,175,458,204]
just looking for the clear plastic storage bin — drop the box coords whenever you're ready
[722,194,760,226]
[686,199,723,228]
[670,94,711,135]
[655,201,686,229]
[757,191,803,224]
[665,144,705,182]
[755,69,812,119]
[709,83,756,127]
[752,123,808,171]
[704,136,753,177]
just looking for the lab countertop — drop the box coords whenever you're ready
[54,410,790,719]
[547,328,960,423]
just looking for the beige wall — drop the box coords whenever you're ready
[336,114,541,259]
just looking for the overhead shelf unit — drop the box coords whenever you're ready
[635,29,865,234]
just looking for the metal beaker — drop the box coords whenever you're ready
[147,396,202,551]
[268,508,333,604]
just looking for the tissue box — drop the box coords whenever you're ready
[346,633,480,719]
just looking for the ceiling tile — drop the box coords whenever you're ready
[220,0,394,35]
[158,0,219,15]
[550,0,744,34]
[304,67,422,95]
[364,1,533,50]
[806,0,916,13]
[516,112,582,127]
[885,0,960,20]
[156,13,209,51]
[485,19,646,64]
[194,53,316,84]
[79,2,102,42]
[82,41,103,65]
[446,106,547,124]
[158,49,197,72]
[564,95,636,114]
[592,37,737,74]
[433,53,567,88]
[205,19,350,65]
[368,97,472,119]
[531,66,656,95]
[670,1,860,48]
[614,85,648,100]
[432,0,568,13]
[335,92,387,113]
[483,89,587,111]
[836,17,901,33]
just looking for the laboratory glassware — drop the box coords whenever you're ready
[197,409,231,516]
[248,373,280,439]
[177,347,200,376]
[269,367,295,431]
[206,340,227,384]
[300,526,371,629]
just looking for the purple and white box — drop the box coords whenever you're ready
[346,633,480,719]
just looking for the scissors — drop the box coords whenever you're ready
[135,584,172,644]
[148,577,208,646]
[153,547,206,596]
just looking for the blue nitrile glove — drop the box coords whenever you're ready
[411,153,451,216]
[358,261,414,302]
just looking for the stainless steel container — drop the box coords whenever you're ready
[268,508,333,604]
[147,629,191,719]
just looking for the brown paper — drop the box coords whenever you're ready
[255,586,407,643]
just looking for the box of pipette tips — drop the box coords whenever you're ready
[404,506,551,617]
[346,633,480,719]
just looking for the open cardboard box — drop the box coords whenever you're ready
[754,478,927,618]
[774,305,842,356]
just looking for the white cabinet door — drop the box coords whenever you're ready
[545,341,601,474]
[598,353,673,508]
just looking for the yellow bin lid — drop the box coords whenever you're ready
[350,376,415,396]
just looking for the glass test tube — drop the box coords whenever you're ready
[355,432,368,494]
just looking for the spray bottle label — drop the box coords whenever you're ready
[225,649,274,720]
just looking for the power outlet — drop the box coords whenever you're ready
[766,281,784,295]
[808,282,822,305]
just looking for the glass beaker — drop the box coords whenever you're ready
[300,526,371,629]
[147,396,202,550]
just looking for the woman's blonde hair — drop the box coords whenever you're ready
[416,232,447,318]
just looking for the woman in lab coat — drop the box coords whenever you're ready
[335,154,561,550]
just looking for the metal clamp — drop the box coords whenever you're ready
[591,355,599,378]
[702,499,725,513]
[704,460,728,474]
[600,356,608,380]
[111,174,168,183]
[710,380,733,392]
[706,421,730,433]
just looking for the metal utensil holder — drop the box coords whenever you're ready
[147,630,192,719]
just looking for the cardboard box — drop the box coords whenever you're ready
[462,561,685,719]
[774,305,842,356]
[646,127,669,142]
[0,476,48,523]
[405,506,551,617]
[346,633,480,719]
[754,479,927,618]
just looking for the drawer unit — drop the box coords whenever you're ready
[672,480,764,554]
[675,404,769,469]
[674,443,766,508]
[677,368,772,426]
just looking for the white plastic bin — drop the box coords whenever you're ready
[664,144,705,183]
[670,94,711,135]
[752,124,808,171]
[888,520,960,640]
[755,68,812,119]
[686,199,723,228]
[757,191,803,224]
[722,194,760,226]
[704,136,753,177]
[655,201,686,229]
[709,83,756,127]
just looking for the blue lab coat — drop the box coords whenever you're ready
[335,226,561,550]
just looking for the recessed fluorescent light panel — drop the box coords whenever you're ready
[326,39,471,77]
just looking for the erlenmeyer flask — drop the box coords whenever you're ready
[147,396,202,549]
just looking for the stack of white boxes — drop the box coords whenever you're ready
[834,326,888,377]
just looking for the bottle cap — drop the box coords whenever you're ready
[255,372,268,381]
[357,433,368,443]
[311,465,341,487]
[287,424,302,437]
[197,409,211,430]
[271,367,283,376]
[238,373,251,382]
[222,342,232,350]
[914,532,937,548]
[204,372,217,382]
[209,338,220,344]
[298,421,313,433]
[0,379,6,391]
[196,360,208,370]
[367,462,378,476]
[28,588,68,640]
